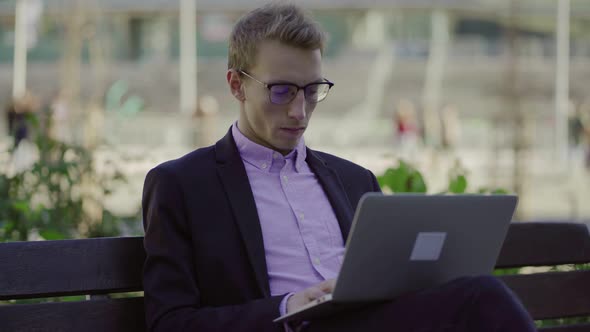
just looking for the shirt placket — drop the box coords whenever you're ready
[280,160,327,278]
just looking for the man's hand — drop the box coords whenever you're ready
[286,279,336,314]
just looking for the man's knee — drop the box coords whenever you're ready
[464,275,524,307]
[444,275,503,292]
[442,275,513,303]
[470,275,506,290]
[471,275,510,293]
[463,276,536,331]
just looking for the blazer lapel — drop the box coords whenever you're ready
[215,129,270,297]
[306,149,355,243]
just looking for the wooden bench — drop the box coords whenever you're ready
[1,222,589,332]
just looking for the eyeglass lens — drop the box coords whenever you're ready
[269,83,330,104]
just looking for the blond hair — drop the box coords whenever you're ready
[228,3,326,70]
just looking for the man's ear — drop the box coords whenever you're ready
[227,70,245,102]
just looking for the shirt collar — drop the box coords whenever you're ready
[232,122,307,173]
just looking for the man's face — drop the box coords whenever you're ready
[229,40,323,155]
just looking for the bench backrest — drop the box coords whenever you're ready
[1,222,589,332]
[496,222,590,332]
[0,237,146,332]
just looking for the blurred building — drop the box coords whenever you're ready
[1,0,590,219]
[0,0,589,146]
[1,0,590,62]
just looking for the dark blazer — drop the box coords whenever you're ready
[142,128,381,332]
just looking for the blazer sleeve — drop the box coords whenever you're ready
[142,167,285,332]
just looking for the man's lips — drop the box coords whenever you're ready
[279,127,306,137]
[280,127,306,132]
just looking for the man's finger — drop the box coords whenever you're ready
[318,279,336,292]
[306,287,327,301]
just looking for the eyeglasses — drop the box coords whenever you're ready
[239,70,334,105]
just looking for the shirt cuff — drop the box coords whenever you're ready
[280,293,294,316]
[280,293,297,332]
[280,293,311,332]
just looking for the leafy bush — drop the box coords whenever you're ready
[0,113,126,242]
[376,159,507,194]
[377,160,427,193]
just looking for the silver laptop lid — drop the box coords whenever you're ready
[332,193,517,303]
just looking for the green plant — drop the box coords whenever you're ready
[377,159,508,194]
[377,160,427,193]
[0,112,126,242]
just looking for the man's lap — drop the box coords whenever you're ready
[303,275,535,332]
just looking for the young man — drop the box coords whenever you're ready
[142,3,536,331]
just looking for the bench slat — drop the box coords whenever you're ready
[497,222,590,268]
[0,237,145,300]
[500,270,590,320]
[539,324,590,332]
[0,297,145,332]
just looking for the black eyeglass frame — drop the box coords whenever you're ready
[238,70,334,105]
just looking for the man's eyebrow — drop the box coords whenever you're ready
[309,78,327,84]
[267,79,295,85]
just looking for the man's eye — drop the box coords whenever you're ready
[272,86,294,95]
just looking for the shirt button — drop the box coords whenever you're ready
[282,175,288,182]
[313,258,321,265]
[273,152,280,159]
[261,163,268,169]
[299,213,305,220]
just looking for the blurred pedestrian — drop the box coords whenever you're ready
[5,100,16,139]
[6,91,40,148]
[578,100,590,171]
[393,98,420,160]
[568,101,585,162]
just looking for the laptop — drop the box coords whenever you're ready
[274,193,518,323]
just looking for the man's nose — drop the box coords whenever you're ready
[287,90,306,121]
